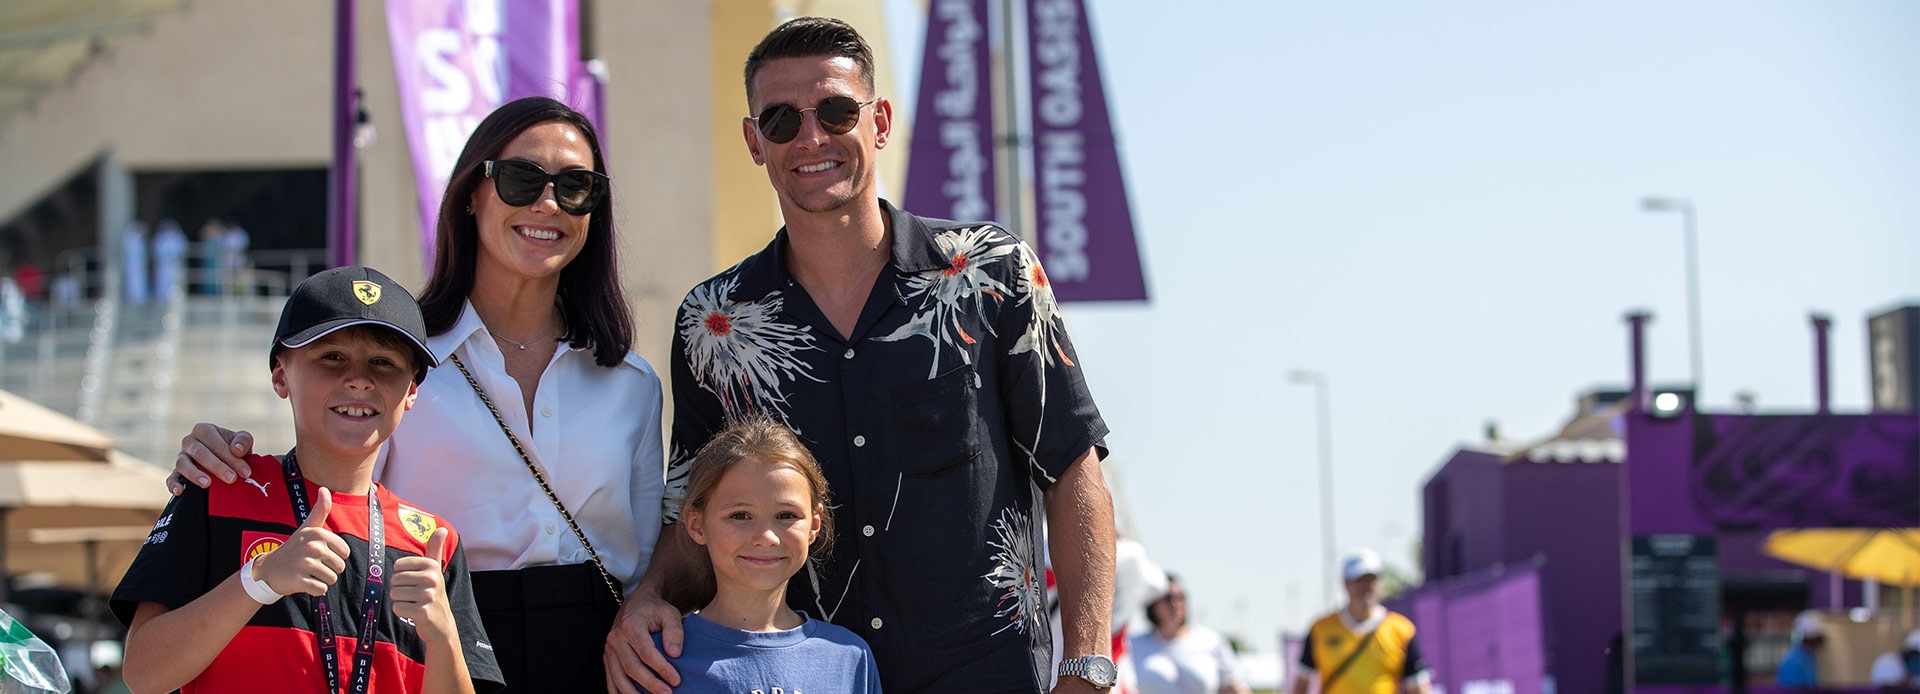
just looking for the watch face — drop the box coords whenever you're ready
[1087,656,1118,686]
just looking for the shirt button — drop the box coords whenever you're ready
[862,525,875,537]
[545,524,556,535]
[853,435,866,447]
[870,617,883,630]
[843,349,855,359]
[541,407,553,418]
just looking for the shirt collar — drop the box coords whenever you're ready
[427,300,584,362]
[1338,604,1388,635]
[727,198,950,301]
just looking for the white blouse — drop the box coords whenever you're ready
[375,302,665,591]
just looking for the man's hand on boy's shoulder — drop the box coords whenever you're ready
[168,423,256,494]
[254,487,349,596]
[392,527,459,643]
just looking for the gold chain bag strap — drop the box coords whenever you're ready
[447,352,623,605]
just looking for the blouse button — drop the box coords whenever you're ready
[541,407,553,418]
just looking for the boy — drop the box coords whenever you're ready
[111,266,503,693]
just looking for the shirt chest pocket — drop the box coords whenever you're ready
[887,364,983,477]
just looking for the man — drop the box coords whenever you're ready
[1777,610,1824,687]
[1290,550,1431,694]
[608,16,1117,694]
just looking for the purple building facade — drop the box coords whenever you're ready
[1420,420,1623,694]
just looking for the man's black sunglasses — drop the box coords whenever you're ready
[482,159,610,216]
[751,96,879,144]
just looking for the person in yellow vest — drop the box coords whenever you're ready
[1288,549,1432,694]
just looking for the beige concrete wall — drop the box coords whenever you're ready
[0,0,333,223]
[592,0,712,374]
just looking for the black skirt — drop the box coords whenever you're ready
[471,563,623,693]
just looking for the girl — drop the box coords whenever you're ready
[656,415,882,693]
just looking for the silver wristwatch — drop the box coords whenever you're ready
[1058,654,1118,689]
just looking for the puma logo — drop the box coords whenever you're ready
[244,478,271,497]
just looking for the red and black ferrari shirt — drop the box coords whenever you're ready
[111,453,504,693]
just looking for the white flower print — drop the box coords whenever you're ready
[982,508,1045,636]
[662,443,693,524]
[679,275,823,419]
[876,225,1018,378]
[1007,242,1074,368]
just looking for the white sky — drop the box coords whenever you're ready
[884,0,1920,654]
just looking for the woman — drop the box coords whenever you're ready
[172,96,667,693]
[1130,574,1250,694]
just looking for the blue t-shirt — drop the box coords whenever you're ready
[651,612,882,694]
[1777,643,1817,686]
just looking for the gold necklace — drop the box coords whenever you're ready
[490,319,560,350]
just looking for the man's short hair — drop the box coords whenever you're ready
[743,16,876,106]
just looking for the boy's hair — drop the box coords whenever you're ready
[742,17,876,106]
[270,324,426,383]
[663,414,834,612]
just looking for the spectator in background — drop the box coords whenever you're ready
[121,220,148,303]
[1290,549,1432,694]
[1131,573,1250,694]
[1777,610,1825,687]
[151,218,188,301]
[195,218,223,295]
[220,217,250,295]
[1868,629,1920,690]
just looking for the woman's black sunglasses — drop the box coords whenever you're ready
[751,96,879,144]
[483,159,610,216]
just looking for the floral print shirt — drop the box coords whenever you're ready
[667,200,1109,692]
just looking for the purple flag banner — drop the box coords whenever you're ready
[1025,0,1147,302]
[903,0,996,226]
[386,0,582,266]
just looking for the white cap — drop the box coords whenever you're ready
[1871,652,1907,687]
[1342,549,1384,581]
[1905,629,1920,651]
[1793,610,1825,639]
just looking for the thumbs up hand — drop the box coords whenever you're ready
[255,487,352,597]
[393,527,456,643]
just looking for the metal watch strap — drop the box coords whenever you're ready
[448,352,624,605]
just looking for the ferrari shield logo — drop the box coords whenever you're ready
[352,280,381,306]
[400,505,437,545]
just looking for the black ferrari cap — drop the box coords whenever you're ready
[271,266,436,377]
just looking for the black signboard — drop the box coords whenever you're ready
[1631,534,1721,684]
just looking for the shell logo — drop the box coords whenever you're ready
[245,536,284,562]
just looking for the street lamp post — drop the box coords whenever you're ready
[1288,369,1336,610]
[1641,196,1703,397]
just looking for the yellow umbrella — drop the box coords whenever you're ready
[1763,528,1920,587]
[0,388,116,462]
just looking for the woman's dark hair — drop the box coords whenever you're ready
[1145,573,1181,629]
[417,96,633,367]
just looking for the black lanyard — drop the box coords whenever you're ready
[282,450,386,694]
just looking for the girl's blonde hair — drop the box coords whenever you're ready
[662,414,834,612]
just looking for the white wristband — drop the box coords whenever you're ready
[239,557,283,605]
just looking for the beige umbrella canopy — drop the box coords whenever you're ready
[2,449,171,595]
[0,387,116,462]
